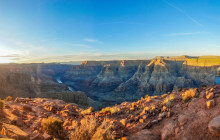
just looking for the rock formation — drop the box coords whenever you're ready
[0,84,219,139]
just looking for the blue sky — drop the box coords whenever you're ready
[0,0,220,63]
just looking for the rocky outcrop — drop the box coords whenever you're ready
[0,84,219,139]
[0,123,30,140]
[208,115,220,136]
[0,56,219,108]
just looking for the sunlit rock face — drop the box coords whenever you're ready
[63,57,220,105]
[0,56,219,107]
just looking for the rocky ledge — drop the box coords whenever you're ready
[0,84,220,140]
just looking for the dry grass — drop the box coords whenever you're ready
[71,117,98,140]
[145,95,151,102]
[163,93,175,107]
[0,99,4,111]
[41,116,63,135]
[100,106,120,115]
[182,89,197,103]
[92,118,115,140]
[81,106,94,115]
[4,96,12,101]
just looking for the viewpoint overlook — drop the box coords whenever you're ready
[0,56,220,140]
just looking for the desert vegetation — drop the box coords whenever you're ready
[99,105,120,115]
[4,96,12,101]
[181,88,197,102]
[80,106,94,115]
[41,116,63,135]
[162,93,175,107]
[0,99,4,111]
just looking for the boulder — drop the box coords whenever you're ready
[30,130,42,140]
[0,123,29,140]
[22,105,32,112]
[42,133,52,140]
[208,115,220,136]
[126,129,158,140]
[161,120,176,140]
[178,114,188,124]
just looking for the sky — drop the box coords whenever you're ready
[0,0,220,63]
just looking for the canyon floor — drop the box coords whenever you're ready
[0,84,220,140]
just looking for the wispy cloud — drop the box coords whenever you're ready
[69,43,92,49]
[164,0,203,27]
[83,38,102,44]
[165,32,208,36]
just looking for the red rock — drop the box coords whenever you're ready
[125,129,158,140]
[208,115,220,136]
[22,105,32,112]
[0,123,30,140]
[30,130,42,140]
[161,120,176,140]
[42,133,52,140]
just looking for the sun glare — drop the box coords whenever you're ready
[0,47,18,63]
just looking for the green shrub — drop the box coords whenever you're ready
[41,116,63,135]
[4,96,12,101]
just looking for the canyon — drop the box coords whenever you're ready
[0,56,219,109]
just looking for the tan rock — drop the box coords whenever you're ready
[161,120,176,140]
[178,114,188,124]
[0,123,29,140]
[208,115,220,136]
[126,129,158,140]
[206,100,215,109]
[22,105,32,112]
[42,133,52,140]
[30,130,42,140]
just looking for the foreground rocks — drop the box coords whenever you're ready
[0,84,219,140]
[0,123,29,140]
[208,115,220,136]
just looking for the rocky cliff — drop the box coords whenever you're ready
[0,56,219,108]
[63,56,220,105]
[0,85,219,139]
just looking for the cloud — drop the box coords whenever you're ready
[69,43,92,48]
[0,54,21,58]
[165,32,208,36]
[164,0,203,27]
[83,38,102,44]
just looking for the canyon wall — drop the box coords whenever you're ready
[0,56,219,108]
[62,57,219,105]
